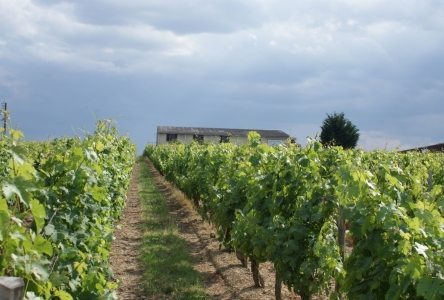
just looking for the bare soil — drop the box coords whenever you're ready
[110,162,145,300]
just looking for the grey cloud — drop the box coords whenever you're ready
[1,0,443,151]
[35,0,265,34]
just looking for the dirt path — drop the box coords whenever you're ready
[146,159,298,300]
[110,162,145,300]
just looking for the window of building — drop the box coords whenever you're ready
[193,134,204,144]
[220,136,230,143]
[166,133,178,142]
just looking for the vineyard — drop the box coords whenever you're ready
[1,123,443,299]
[145,132,444,300]
[0,121,136,299]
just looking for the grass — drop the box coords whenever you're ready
[138,158,207,299]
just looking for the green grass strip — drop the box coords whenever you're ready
[138,158,207,299]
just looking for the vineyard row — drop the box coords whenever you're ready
[145,132,444,300]
[0,121,136,299]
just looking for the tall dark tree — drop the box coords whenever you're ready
[320,112,359,149]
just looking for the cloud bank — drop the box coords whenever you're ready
[0,0,443,150]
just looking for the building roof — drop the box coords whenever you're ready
[401,142,444,153]
[157,126,290,139]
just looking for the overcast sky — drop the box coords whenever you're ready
[1,0,443,152]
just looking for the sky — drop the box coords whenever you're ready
[0,0,443,152]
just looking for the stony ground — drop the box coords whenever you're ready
[111,159,300,299]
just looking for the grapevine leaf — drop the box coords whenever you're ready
[397,240,411,255]
[34,234,53,256]
[44,224,55,237]
[414,242,428,258]
[0,210,9,241]
[30,199,46,233]
[5,148,25,166]
[95,141,105,152]
[31,262,49,281]
[10,128,24,140]
[49,272,70,287]
[85,149,98,161]
[25,291,44,300]
[430,185,442,197]
[407,217,421,233]
[90,186,106,202]
[74,261,87,274]
[417,277,444,300]
[0,196,9,238]
[298,157,310,167]
[3,183,23,202]
[0,197,8,212]
[3,178,34,206]
[53,290,73,300]
[404,256,423,280]
[15,161,36,180]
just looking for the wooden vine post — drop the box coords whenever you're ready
[275,272,282,300]
[0,277,24,300]
[336,205,346,298]
[1,102,7,133]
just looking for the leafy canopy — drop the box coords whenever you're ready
[320,112,359,149]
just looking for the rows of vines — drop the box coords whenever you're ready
[0,121,136,299]
[145,133,443,300]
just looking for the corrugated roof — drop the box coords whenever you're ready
[401,142,444,152]
[157,126,290,139]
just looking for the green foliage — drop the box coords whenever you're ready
[320,112,360,149]
[145,133,444,300]
[0,120,135,299]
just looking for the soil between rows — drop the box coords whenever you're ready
[111,159,299,299]
[110,161,145,299]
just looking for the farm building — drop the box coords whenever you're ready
[156,126,291,146]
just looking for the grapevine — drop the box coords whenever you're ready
[145,134,444,300]
[0,120,135,299]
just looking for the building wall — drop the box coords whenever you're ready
[156,133,286,145]
[179,134,193,144]
[157,133,166,145]
[227,136,248,145]
[201,135,218,144]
